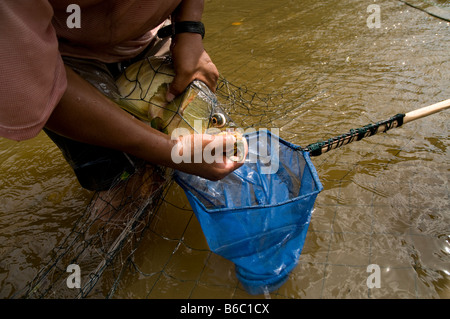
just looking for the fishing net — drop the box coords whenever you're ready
[14,56,288,299]
[18,163,170,298]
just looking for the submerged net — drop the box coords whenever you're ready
[19,163,170,298]
[14,56,285,299]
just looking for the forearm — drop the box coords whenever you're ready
[172,0,204,22]
[45,66,176,168]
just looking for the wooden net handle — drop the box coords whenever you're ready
[403,99,450,124]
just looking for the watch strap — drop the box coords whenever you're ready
[157,21,205,39]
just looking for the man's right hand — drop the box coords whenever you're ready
[170,133,247,180]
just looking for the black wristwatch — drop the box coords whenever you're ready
[157,21,205,39]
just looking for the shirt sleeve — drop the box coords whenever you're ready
[0,0,67,141]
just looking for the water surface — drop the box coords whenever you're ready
[0,0,448,298]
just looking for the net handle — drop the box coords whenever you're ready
[306,98,450,156]
[403,99,450,124]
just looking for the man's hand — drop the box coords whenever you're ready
[165,0,219,102]
[166,32,219,102]
[172,133,248,180]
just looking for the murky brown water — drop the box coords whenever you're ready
[1,0,449,298]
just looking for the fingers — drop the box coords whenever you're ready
[195,54,219,92]
[166,65,219,102]
[166,51,219,102]
[208,133,248,164]
[191,133,239,165]
[174,133,247,181]
[166,70,189,103]
[203,134,247,181]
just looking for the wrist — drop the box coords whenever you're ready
[157,21,205,39]
[126,125,179,169]
[156,133,181,169]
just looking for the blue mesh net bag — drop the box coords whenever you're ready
[174,129,323,295]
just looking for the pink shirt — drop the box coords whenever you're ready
[0,0,180,141]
